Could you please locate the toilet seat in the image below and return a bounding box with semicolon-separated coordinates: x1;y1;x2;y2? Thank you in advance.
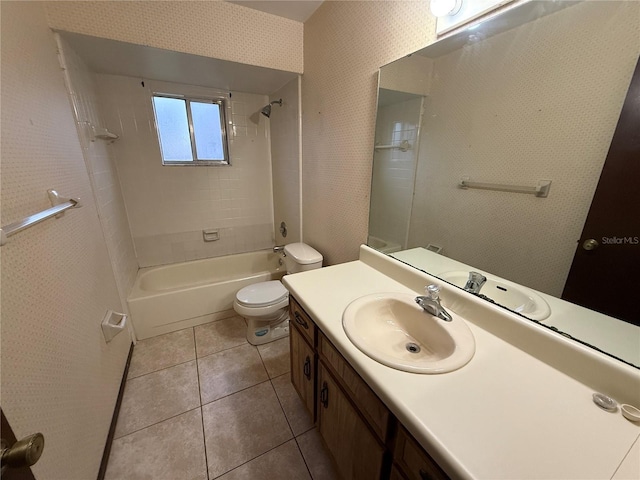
233;280;289;318
235;280;288;307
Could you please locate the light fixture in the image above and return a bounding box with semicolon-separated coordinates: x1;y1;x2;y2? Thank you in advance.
430;0;463;17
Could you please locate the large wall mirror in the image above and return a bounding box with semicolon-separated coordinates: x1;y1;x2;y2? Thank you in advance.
369;0;639;367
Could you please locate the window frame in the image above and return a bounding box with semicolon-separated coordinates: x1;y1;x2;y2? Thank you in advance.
151;93;231;166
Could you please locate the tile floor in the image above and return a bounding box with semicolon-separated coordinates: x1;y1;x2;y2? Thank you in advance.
105;316;339;480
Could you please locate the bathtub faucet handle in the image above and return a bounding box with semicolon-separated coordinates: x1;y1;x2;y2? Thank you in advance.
273;245;286;256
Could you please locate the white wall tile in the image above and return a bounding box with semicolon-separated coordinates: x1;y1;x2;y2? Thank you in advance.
97;75;275;267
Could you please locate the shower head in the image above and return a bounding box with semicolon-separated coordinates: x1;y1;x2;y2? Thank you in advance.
261;98;283;118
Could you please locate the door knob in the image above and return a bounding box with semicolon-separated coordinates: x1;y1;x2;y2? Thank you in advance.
1;432;44;473
582;239;600;251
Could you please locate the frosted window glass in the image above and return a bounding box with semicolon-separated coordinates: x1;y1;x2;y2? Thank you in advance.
153;97;193;162
191;101;224;160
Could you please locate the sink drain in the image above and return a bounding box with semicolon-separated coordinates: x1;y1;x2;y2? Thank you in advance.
406;342;421;353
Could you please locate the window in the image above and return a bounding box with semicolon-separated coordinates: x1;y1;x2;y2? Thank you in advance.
152;94;230;165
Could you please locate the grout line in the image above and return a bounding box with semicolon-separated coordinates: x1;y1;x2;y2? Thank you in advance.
127;357;196;381
270;376;297;437
267;378;295;438
294;425;315;438
294;435;315;480
196;340;252;361
113;406;202;441
211;438;297;479
193;328;211;480
200;378;272;408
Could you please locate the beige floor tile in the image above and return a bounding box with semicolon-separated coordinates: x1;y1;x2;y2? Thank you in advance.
202;381;293;478
128;328;195;379
217;439;311;480
106;408;207;480
115;361;200;438
194;316;248;358
296;428;340;480
198;343;269;404
271;373;314;436
257;337;290;378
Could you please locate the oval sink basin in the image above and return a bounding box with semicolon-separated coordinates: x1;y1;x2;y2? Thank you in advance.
438;271;551;321
342;292;475;374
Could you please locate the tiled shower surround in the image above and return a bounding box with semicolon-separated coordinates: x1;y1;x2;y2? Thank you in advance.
105;316;338;480
97;76;276;267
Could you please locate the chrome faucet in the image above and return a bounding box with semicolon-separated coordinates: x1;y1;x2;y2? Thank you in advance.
415;284;452;322
273;245;286;256
464;271;486;294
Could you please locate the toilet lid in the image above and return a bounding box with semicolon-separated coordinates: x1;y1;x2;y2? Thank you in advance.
236;280;288;307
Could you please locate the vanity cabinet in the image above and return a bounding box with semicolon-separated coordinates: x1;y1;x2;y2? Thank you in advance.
290;323;316;420
393;426;447;480
289;297;449;480
317;362;386;479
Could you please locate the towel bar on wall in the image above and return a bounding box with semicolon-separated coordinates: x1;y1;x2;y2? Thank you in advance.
0;190;81;246
458;177;552;198
374;140;411;152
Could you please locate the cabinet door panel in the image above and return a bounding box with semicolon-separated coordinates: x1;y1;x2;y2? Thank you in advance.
319;332;390;441
318;363;385;480
290;324;315;420
395;426;448;480
290;297;317;346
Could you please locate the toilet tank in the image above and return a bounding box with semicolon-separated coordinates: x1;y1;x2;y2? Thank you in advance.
283;243;323;273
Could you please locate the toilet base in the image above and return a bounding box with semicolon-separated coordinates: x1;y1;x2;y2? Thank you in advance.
246;311;289;346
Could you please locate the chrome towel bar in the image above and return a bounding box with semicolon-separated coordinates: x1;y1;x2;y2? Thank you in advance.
374;140;411;152
459;177;552;198
0;190;81;246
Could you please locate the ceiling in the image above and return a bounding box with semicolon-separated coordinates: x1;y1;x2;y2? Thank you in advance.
227;0;324;22
59;32;298;95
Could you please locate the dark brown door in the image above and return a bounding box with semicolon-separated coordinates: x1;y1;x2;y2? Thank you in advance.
562;57;640;325
1;409;37;480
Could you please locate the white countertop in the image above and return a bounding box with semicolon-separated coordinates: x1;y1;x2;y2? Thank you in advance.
391;248;640;367
283;246;640;479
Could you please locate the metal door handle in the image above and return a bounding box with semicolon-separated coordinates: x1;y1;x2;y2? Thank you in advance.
582;238;599;251
320;381;329;408
1;432;44;474
294;311;308;329
303;356;311;379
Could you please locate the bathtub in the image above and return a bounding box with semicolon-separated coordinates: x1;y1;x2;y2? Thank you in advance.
367;235;402;254
128;250;285;340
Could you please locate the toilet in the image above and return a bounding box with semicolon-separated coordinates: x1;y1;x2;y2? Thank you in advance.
233;243;323;345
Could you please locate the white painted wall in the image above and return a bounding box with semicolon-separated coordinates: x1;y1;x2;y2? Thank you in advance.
1;3;131;478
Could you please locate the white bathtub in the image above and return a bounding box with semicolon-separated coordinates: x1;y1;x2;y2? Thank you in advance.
128;250;285;340
367;235;402;254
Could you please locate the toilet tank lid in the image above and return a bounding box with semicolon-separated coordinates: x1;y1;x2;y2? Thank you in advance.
284;243;323;265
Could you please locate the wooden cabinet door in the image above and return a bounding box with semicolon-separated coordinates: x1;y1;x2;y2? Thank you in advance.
317;363;385;480
290;324;315;420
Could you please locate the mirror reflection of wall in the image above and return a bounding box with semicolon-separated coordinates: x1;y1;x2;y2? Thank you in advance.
370;0;640;367
372;1;638;297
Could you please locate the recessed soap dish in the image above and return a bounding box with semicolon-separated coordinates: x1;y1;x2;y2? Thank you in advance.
592;392;618;412
621;404;640;422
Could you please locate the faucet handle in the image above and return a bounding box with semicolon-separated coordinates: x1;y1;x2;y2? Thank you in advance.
425;284;441;300
468;271;487;284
